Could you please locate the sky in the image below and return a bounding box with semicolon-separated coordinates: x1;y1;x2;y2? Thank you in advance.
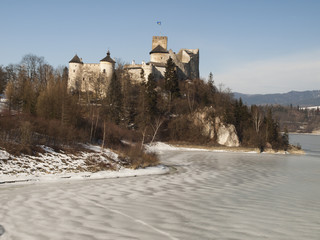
0;0;320;94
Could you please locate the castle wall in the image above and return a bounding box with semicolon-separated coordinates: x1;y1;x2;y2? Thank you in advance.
189;50;200;79
169;49;200;79
81;63;100;92
125;64;154;82
150;52;170;64
181;50;191;63
68;62;113;97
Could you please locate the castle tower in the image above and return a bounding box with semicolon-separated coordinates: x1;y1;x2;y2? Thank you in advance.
151;36;168;50
68;54;83;91
100;51;116;81
150;36;169;64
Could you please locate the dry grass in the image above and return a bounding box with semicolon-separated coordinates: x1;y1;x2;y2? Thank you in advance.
84;154;117;172
118;146;160;170
0;140;46;156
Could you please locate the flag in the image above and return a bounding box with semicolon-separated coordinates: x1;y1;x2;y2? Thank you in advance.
157;21;161;25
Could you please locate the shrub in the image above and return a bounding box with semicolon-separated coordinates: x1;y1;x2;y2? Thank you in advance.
118;146;159;169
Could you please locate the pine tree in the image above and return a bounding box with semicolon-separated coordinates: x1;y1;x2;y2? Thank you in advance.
164;57;180;111
208;72;216;95
106;72;123;124
145;73;158;121
282;126;289;151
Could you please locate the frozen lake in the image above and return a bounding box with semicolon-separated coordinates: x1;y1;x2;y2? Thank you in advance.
1;134;320;239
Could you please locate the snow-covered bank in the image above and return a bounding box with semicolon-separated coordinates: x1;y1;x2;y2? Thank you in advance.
145;142;304;155
0;145;169;184
146;142;258;154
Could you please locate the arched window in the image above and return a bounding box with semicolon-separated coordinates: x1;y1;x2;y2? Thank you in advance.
103;69;106;73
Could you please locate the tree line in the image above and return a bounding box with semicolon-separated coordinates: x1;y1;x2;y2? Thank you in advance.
0;54;289;157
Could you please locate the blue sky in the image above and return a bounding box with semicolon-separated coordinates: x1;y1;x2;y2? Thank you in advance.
1;0;320;94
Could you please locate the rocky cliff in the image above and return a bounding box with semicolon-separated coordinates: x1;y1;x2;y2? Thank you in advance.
193;108;240;147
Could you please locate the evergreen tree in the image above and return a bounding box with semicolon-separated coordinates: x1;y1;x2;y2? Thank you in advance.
164;57;180;111
145;73;158;121
282;126;289;151
208;72;216;95
0;66;7;94
106;72;123;124
265;108;274;144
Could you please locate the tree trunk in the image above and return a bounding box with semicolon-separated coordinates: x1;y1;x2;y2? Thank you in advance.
101;119;107;150
150;117;164;144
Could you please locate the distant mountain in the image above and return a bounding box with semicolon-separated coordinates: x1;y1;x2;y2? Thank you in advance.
233;90;320;107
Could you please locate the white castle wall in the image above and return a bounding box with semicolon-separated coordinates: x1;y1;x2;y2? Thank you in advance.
68;60;114;97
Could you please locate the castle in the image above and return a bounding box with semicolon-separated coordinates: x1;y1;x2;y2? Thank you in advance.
68;51;115;97
124;36;199;81
68;36;199;94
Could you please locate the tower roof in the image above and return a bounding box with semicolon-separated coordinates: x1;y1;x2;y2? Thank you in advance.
69;54;83;64
100;51;116;63
149;45;169;54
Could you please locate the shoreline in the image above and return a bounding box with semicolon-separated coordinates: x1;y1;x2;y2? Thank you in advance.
152;142;305;155
0;141;306;185
0;165;170;185
289;132;320;136
0;144;169;186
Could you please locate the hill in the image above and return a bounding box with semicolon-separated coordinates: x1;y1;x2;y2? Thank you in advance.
234;90;320;107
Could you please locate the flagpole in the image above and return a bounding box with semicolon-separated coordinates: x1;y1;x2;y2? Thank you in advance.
157;21;162;36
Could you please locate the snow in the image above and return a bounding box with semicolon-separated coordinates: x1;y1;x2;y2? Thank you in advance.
0;144;169;184
145;142;258;154
300;106;320;110
145;142;211;154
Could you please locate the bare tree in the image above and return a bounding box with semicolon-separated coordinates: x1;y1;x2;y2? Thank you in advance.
150;116;164;144
252;105;263;134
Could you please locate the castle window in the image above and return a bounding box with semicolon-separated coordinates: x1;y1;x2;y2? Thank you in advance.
73;70;75;72
103;69;106;73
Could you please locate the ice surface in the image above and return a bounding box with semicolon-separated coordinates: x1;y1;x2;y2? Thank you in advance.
1;137;320;239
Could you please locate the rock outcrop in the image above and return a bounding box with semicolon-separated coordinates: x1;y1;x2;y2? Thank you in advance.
215;118;240;147
193;108;240;147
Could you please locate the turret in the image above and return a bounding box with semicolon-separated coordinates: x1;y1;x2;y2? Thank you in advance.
68;54;83;91
100;51;115;81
